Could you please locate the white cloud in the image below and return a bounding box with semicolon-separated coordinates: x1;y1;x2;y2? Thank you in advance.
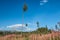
24;26;31;31
40;3;44;5
0;28;2;30
7;24;31;31
43;0;48;3
7;24;25;28
40;0;48;5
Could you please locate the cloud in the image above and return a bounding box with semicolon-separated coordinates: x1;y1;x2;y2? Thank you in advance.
7;24;25;28
40;0;48;5
7;24;31;31
42;0;48;3
0;28;2;30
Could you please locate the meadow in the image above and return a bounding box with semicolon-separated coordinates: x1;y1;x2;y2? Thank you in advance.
0;27;60;40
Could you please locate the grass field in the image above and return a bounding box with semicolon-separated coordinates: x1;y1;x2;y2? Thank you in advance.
0;31;60;40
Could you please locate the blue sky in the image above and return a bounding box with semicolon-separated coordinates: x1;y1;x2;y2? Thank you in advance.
0;0;60;31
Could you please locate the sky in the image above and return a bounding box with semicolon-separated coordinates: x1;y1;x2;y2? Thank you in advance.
0;0;60;31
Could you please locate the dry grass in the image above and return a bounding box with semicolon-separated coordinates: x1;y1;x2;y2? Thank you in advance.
0;32;60;40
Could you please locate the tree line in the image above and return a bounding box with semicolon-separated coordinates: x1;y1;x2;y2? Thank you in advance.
0;21;60;36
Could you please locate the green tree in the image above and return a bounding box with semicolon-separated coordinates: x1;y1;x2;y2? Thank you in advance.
55;25;58;31
58;22;60;27
45;25;48;33
22;0;28;37
23;0;28;12
26;24;28;27
36;21;39;28
57;22;60;31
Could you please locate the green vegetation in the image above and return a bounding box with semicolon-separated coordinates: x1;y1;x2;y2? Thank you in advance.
0;27;52;36
29;27;51;35
0;22;60;37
